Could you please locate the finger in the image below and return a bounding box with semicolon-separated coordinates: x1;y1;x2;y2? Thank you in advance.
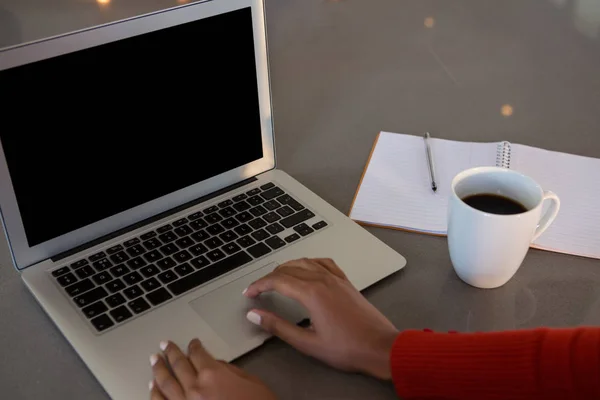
187;338;217;372
247;308;318;355
151;353;186;400
149;380;166;400
312;258;348;280
243;271;308;303
160;341;197;393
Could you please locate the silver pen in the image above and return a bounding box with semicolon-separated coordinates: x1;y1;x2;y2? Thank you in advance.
423;132;438;192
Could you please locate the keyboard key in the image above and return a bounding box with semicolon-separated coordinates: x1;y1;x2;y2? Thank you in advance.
74;287;108;307
110;305;132;323
173;218;188;227
293;223;315;237
105;279;126;293
312;221;328;230
144;249;164;263
126;244;146;257
218;200;233;208
205;237;224;249
285;233;301;243
140;231;157;240
124;238;140;247
141;277;160;292
260;182;275;190
174;262;194;276
65;278;94;296
236;235;256;248
234;224;253;236
52;266;70;277
246;188;261;196
71;259;89;269
140;265;160;278
263;212;281;223
168;252;252;295
233;194;247;202
89;252;106;262
128;298;151;314
143;238;162;250
221;217;239;229
110;264;130;277
266;223;284;235
263;200;281;211
83;301;108;318
109;251;129;264
233;200;251;212
265;236;286;250
249;218;267;230
173;250;192;263
276;206;294;217
106;244;123;255
280;209;316;229
189;243;208;256
126;257;147;270
123;271;143;285
174;225;193;237
92;271;112;285
91;314;114;332
175;237;195;249
204;213;223;224
57;272;77;287
160;243;179;256
190;256;210;269
191;230;210;242
247;242;272;258
204;205;219;214
156;257;177;271
188;211;204;221
222;242;242;255
207;224;225;235
93;258;113;272
219;231;238;243
261;186;284;200
123;285;144;300
159;231;177;244
235;211;253;223
277;195;305;211
105;293;126;308
146;288;173;306
190;219;208;230
157;270;178;284
247;196;264;206
251;229;269;242
250;205;268;217
219;206;236;218
157;225;173;233
207;249;226;262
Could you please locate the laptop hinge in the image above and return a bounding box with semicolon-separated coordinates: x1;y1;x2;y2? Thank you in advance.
51;177;257;262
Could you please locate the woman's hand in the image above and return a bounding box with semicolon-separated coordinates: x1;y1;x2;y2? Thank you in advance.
150;339;277;400
244;258;399;380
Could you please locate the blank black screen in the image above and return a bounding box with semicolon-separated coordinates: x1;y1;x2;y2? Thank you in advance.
0;7;264;246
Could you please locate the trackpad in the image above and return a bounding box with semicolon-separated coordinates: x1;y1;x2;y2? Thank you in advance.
189;263;308;347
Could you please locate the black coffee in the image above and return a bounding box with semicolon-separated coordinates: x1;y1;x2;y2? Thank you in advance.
462;194;528;215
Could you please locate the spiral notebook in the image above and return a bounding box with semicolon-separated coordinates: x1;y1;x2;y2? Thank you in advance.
349;131;600;259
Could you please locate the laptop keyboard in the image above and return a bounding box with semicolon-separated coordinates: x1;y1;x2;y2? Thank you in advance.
50;182;328;333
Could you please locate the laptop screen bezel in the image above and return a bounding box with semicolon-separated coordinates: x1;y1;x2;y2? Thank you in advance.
0;0;275;271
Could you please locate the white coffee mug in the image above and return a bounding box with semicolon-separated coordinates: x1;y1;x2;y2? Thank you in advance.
448;167;560;289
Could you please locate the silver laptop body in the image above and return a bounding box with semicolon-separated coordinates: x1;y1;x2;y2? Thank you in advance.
0;0;407;398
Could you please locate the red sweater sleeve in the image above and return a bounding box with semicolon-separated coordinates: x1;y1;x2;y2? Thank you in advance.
390;327;600;399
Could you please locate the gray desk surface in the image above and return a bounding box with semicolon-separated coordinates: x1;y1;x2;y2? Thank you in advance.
1;0;600;398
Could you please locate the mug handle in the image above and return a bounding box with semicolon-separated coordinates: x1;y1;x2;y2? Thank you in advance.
532;190;560;242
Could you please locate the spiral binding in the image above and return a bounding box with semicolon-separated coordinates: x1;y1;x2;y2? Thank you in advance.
496;141;512;169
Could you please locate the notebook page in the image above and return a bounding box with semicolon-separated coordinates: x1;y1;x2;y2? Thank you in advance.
350;132;498;233
511;144;600;259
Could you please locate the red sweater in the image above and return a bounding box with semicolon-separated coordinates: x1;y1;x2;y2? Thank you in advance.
390;327;600;399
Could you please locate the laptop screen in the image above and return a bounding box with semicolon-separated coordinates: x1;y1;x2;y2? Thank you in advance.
0;7;264;247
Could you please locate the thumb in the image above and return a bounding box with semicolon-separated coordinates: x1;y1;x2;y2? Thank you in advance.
247;309;318;354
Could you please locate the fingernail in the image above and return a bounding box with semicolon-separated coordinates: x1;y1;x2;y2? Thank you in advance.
246;310;261;325
149;380;154;391
150;354;159;366
159;341;169;351
242;288;248;295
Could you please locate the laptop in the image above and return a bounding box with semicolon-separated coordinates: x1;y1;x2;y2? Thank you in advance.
0;0;407;398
